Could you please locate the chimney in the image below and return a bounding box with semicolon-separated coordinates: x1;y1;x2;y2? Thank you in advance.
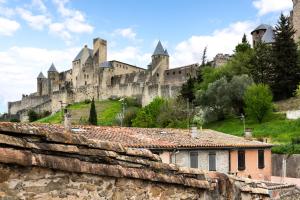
64;108;72;132
191;126;198;138
244;128;252;140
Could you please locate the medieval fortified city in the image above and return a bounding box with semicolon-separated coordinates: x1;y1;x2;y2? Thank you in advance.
1;0;300;199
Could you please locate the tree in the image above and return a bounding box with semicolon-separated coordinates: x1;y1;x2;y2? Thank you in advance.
235;34;251;53
229;74;253;114
132;98;165;127
180;76;196;103
250;42;274;84
271;14;300;100
244;84;273;123
196;77;231;121
88;98;97;125
201;46;207;66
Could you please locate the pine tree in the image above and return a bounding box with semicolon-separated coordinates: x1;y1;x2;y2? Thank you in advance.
88;98;97;125
235;34;251;53
180;76;196;103
250;42;274;84
201;46;207;66
271;14;300;100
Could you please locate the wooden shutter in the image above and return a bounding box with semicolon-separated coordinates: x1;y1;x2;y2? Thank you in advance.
209;152;216;171
190;152;198;168
258;150;265;169
238;150;245;170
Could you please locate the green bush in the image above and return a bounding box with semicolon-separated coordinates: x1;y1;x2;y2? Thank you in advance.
272;144;300;154
10;118;20;123
84;99;91;104
123;107;139;127
28;110;39;122
244;84;273;123
132;98;165;128
124;97;141;108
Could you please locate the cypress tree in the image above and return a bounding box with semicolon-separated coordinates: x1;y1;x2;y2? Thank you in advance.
88;98;97;125
271;14;300;100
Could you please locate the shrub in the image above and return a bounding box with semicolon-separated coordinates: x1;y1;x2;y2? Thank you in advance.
132;98;165;128
244;84;273;123
123;107;139;127
28;110;39;122
84;99;91;104
124;97;141;108
10;118;20;123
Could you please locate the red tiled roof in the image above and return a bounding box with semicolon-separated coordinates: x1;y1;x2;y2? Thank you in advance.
0;122;272;149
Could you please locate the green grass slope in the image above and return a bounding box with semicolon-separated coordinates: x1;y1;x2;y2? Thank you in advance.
204;113;300;144
38;100;122;126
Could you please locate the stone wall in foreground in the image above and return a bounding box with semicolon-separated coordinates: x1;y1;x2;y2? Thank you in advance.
0;164;206;200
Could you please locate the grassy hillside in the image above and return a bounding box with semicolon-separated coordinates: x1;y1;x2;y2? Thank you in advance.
38;100;122;126
204;113;300;144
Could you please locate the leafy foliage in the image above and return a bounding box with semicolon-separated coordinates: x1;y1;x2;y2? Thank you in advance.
250;42;273;84
88;98;97;125
271;14;300;100
180;76;196;103
244;84;273;123
132;98;165;128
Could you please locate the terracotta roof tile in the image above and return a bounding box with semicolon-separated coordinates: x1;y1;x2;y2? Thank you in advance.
0;122;272;149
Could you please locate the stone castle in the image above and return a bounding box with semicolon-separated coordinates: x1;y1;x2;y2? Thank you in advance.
8;39;199;120
8;0;300;121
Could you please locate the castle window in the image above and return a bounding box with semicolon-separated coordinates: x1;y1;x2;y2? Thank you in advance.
173;71;176;75
157;73;159;77
179;71;181;74
87;75;89;79
85;81;87;85
76;76;78;80
167;72;169;75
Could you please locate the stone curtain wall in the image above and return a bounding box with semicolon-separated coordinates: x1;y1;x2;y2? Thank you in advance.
272;154;300;178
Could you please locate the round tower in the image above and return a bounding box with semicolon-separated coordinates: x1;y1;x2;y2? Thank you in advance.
292;0;300;42
37;72;46;96
151;41;169;83
47;63;59;95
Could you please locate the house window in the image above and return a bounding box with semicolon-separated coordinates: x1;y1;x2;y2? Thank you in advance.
238;150;246;171
209;152;216;171
258;150;265;169
190;152;198;168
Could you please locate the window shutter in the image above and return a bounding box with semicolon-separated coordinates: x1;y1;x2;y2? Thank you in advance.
209;152;216;171
258;150;265;169
190;152;198;168
238;150;245;170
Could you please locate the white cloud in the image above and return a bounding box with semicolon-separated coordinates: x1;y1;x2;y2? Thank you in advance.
170;21;255;67
0;6;15;17
17;8;51;30
109;46;151;67
50;0;94;42
0;17;20;36
0;46;80;113
253;0;293;16
31;0;47;13
113;28;137;40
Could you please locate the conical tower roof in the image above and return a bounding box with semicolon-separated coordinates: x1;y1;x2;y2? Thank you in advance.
48;63;57;72
153;41;169;56
37;72;46;79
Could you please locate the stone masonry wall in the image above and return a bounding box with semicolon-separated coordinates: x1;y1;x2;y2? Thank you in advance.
272;154;300;178
0;164;206;200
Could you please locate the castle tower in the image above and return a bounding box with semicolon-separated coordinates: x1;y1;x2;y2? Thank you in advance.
292;0;300;42
151;41;169;83
37;72;46;96
93;38;107;65
47;63;59;95
251;24;275;46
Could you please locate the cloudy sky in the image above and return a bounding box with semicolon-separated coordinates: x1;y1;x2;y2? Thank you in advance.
0;0;293;113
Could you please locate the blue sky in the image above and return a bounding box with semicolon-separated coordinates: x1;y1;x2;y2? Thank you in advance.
0;0;293;113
